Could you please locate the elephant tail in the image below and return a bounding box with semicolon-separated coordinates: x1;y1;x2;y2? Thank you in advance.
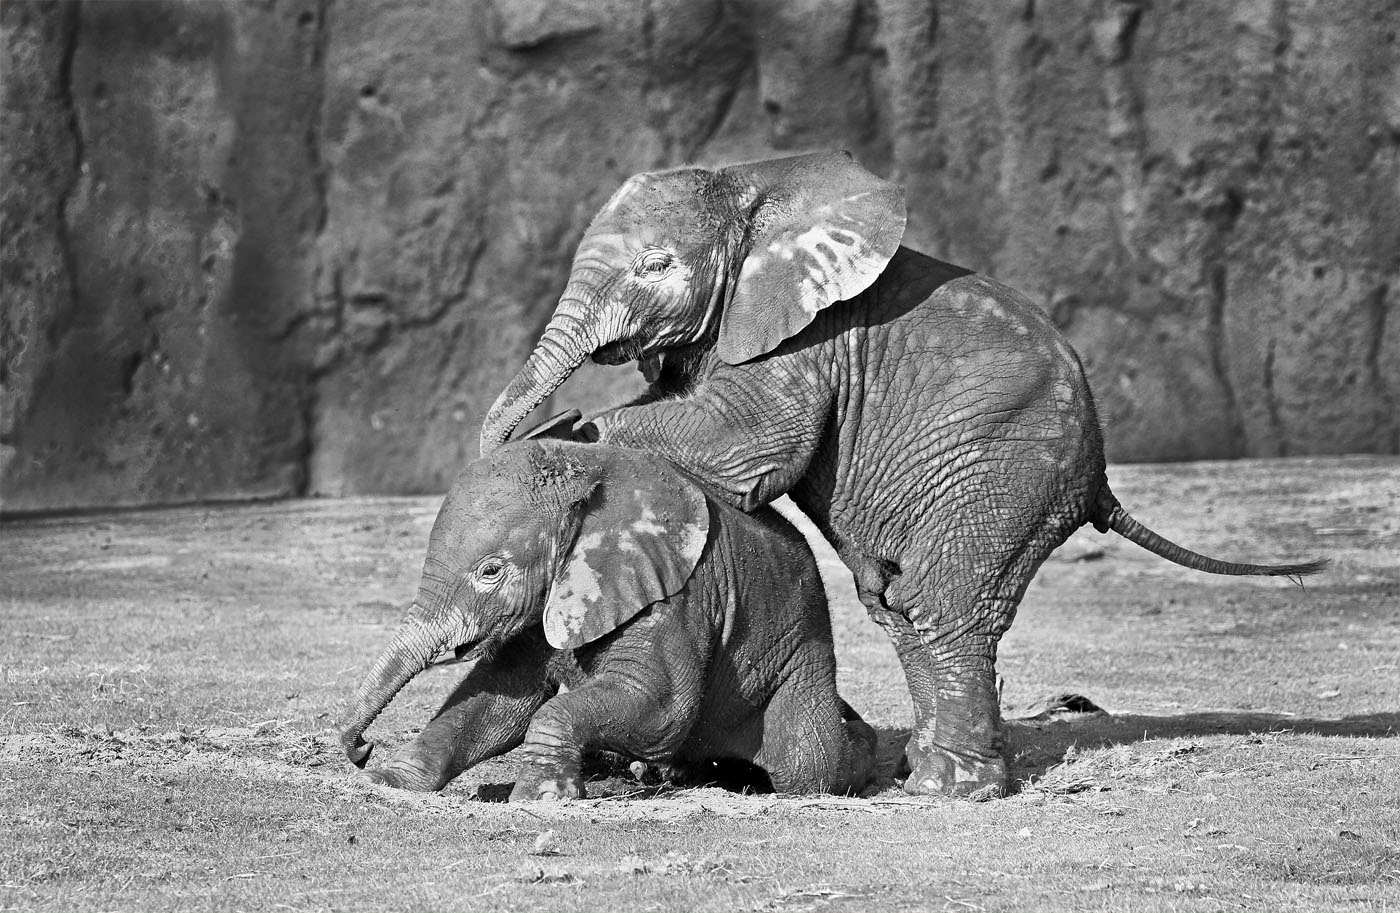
1092;487;1329;582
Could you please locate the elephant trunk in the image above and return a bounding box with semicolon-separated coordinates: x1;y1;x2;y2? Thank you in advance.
479;296;600;456
341;607;465;767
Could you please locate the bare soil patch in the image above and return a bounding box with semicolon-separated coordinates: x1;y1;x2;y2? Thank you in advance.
2;457;1397;911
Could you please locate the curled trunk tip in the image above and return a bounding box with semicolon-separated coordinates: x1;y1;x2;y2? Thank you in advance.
344;732;373;768
341;611;454;769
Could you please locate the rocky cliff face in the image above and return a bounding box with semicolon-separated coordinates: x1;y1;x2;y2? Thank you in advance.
3;0;1397;511
3;0;322;507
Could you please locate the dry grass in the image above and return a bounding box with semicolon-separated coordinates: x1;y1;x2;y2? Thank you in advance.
2;456;1398;911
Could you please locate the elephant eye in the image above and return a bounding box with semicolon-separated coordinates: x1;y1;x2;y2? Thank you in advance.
636;251;673;279
477;561;505;581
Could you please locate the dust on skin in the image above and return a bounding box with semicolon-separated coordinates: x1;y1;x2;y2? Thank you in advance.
734;252;769;308
630;505;667;537
522;450;592;510
788;221;880;305
545;512;703;646
548;529;609;641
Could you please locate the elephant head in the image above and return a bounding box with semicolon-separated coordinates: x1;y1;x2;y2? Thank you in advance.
479;151;907;454
341;441;711;768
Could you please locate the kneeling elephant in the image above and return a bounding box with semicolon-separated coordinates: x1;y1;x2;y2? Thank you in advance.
341;439;875;800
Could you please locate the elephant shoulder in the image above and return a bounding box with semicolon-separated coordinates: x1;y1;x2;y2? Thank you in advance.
872;246;975;308
869;247;1050;326
909;268;1074;357
918;269;1045;327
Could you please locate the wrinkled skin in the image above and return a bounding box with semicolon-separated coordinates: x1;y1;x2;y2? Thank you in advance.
481;152;1325;798
341;439;875;800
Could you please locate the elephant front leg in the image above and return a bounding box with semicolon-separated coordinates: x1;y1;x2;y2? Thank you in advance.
367;684;551;792
508;680;693;802
368;638;557;792
365;748;447;792
508;711;586;802
594;364;828;512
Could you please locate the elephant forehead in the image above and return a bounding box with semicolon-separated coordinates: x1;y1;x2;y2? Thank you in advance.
574;230;635;259
593;182;722;241
440;481;514;530
595;184;673;230
436;487;544;553
586;214;700;253
432;507;542;559
599;175;652;214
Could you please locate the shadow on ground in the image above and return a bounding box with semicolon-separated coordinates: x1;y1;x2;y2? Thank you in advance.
870;709;1400;792
470;711;1400;802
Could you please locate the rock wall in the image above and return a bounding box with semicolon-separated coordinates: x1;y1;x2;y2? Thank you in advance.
3;0;1397;511
2;0;323;508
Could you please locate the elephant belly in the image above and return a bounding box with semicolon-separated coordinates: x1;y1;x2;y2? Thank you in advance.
675;509;843;769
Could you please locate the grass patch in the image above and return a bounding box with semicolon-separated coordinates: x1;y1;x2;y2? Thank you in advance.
2;457;1398;910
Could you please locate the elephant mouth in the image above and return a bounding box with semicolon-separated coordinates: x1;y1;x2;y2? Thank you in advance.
592;338;643;366
638;354;662;383
429;634;488;667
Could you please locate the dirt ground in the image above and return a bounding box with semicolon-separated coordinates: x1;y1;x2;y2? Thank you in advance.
2;456;1397;911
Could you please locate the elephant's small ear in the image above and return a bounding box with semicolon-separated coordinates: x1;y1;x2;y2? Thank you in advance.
543;451;710;650
719;151;906;365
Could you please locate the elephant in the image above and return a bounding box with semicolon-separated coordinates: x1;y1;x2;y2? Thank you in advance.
341;437;877;800
478;151;1326;798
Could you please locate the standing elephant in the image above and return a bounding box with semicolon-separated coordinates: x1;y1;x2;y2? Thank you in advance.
341;438;876;800
479;151;1325;797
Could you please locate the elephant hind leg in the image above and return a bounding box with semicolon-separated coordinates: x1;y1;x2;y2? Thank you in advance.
840;702;880;793
509;652;706;801
886;505;1076;798
751;681;877;795
860;599;1002;795
897;631;1010;798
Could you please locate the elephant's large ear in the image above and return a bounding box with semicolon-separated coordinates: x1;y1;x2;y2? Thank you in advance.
718;151;906;365
543;451;710;650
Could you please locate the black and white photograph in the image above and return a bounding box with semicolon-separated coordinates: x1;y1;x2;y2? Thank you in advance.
1;0;1397;909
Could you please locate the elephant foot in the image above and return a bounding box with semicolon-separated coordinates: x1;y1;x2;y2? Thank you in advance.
901;740;1007;799
363;756;443;792
511;721;585;800
509;772;583;802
